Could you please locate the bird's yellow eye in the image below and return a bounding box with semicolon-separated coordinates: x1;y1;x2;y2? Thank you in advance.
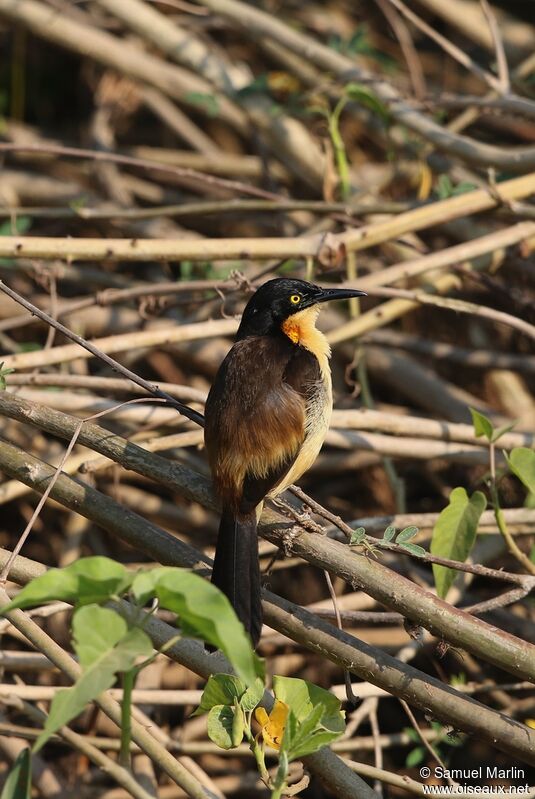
289;294;301;304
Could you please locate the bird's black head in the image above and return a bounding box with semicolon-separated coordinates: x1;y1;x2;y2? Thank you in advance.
236;277;366;339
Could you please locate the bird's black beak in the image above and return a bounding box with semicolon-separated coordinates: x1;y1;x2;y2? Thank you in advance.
306;286;367;307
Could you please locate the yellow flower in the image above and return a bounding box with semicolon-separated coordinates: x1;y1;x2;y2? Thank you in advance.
254;700;289;750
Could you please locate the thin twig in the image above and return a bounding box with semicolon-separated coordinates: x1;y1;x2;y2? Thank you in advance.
288;486;533;587
479;0;510;94
399;700;450;779
0;280;205;426
323;569;360;705
384;0;502;92
0;140;291;197
0;396;167;584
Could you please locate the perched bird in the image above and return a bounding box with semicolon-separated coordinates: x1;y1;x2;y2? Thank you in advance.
204;278;366;646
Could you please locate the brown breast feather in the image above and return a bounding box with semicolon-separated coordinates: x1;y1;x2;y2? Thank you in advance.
205;335;321;514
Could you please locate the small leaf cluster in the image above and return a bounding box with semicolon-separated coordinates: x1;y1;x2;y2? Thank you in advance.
404;722;464;768
470;407;516;445
194;673;265;750
350;524;425;557
469;407;534;496
380;524;425;557
1;557;260;754
429;408;535;598
196;674;345;797
435;174;477;199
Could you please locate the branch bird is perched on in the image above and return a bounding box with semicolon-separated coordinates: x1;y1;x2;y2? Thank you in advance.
204;278;366;646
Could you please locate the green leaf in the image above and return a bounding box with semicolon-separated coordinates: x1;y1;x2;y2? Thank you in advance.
349;527;366;545
273;676;345;759
396;526;418;543
207;705;236;750
506;448;535;496
33;606;152;752
382;526;396;542
273;676;340;726
469;407;494;441
132;567;259;687
406;746;425;767
0;748;31;799
240;677;265;712
193;674;245;716
73;606;129;667
431;488;486;599
1;557;133;613
398;542;426;558
280;705;317;757
491;421;517;442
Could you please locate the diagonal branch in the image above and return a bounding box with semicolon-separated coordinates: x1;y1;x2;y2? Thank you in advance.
1;390;534;684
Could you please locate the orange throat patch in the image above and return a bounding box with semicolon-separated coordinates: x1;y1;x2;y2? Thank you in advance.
281;318;300;344
281;306;331;371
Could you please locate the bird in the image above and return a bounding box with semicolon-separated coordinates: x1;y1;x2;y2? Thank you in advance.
204;277;366;647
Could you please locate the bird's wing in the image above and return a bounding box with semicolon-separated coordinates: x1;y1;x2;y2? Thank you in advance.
205;337;319;513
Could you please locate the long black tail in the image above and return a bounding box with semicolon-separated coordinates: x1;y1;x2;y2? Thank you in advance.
211;507;262;647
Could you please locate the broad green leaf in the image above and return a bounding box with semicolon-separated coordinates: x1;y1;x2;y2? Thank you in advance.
276;687;345;761
286;725;343;760
34;607;152;752
240;678;265;712
382;526;396;542
281;704;344;760
207;705;235;749
193;674;245;716
0;748;31;799
132;567;259;687
273;677;344;735
281;705;323;759
349;527;366;545
1;557;132;613
469;407;494;441
431;488;486;598
396;526;418;543
506;448;535;496
278;707;297;753
73;606;128;667
130;567;165;605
